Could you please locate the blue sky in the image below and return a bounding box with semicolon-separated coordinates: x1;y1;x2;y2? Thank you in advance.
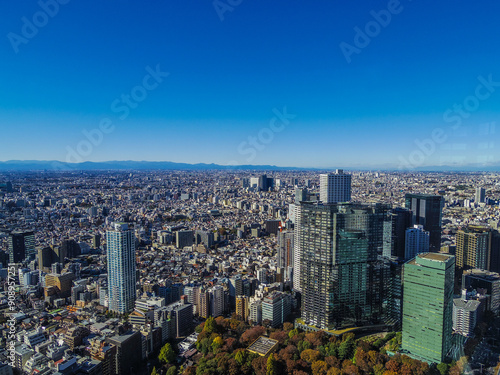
1;1;500;168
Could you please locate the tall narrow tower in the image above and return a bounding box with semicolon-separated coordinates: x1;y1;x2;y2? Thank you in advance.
106;223;136;314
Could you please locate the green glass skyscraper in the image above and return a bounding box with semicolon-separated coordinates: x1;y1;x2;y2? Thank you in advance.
402;253;455;363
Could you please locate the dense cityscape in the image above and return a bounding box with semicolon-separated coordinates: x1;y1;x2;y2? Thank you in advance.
0;169;499;374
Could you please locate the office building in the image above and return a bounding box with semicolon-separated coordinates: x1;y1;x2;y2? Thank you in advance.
265;220;280;235
257;269;267;284
176;230;194;249
456;226;491;270
164;301;193;338
8;231;35;263
258;174;274;192
404;194;444;251
204;285;225;318
194;230;214;248
277;231;294;269
249;300;263;324
386;258;405;329
475;187;486;203
295;188;307;204
319;170;351;204
389;207;412;259
0;181;13;192
236;295;249;321
107;223;136;314
44;272;75;298
491;231;500;273
38;246;54;272
291;203;302;291
105;331;142;375
405;225;430;260
402;253;455;364
198;291;210;319
453;290;482;337
92;234;101;249
299;202;391;330
462;269;500;315
262;291;291;328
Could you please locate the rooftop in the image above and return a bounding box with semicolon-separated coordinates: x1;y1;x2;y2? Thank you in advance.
418;252;452;262
247;336;279;357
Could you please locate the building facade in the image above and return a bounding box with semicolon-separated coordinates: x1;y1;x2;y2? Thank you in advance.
405;225;430;260
299;202;391;330
319;170;351;204
106;223;136;314
402;253;455;363
404;194;444;251
9;231;35;263
456;226;491;270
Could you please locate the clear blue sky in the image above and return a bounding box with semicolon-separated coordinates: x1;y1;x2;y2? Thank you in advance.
1;1;500;168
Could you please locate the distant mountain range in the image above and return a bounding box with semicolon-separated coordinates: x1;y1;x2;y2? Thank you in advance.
0;160;304;171
0;160;499;172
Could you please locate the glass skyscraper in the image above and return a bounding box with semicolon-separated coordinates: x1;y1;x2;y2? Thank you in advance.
404;193;444;251
299;202;391;330
8;230;35;263
402;253;455;363
106;223;136;314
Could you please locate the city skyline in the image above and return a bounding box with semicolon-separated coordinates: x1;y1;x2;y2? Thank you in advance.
2;1;500;168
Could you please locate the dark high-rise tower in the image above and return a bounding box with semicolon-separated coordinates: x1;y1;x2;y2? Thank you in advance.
388;207;412;259
404;193;444;251
258;174;274;192
8;231;35;263
298;202;391;330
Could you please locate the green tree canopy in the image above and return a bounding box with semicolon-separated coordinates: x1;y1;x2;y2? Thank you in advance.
159;343;176;364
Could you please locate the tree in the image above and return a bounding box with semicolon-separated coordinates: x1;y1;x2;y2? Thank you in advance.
159;343;176;364
204;316;218;334
437;362;449;375
211;336;224;352
196;337;211;354
311;360;328;375
338;337;355;360
266;354;278;375
385;359;399;373
300;349;321;363
327;368;341;375
235;350;247;366
305;331;327;347
270;330;288;345
252;355;268;375
289;329;299;339
240;325;266;345
297;340;312;353
151;367;158;375
195;323;204;333
223;337;237;352
166;366;177;375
